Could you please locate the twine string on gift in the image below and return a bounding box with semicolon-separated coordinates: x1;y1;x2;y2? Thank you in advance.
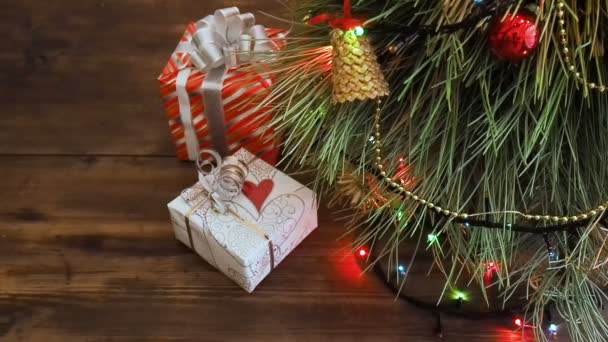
209;198;275;271
184;191;220;268
184;149;275;269
173;7;275;160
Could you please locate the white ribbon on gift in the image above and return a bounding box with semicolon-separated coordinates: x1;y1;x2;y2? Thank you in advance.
196;149;249;215
174;7;273;160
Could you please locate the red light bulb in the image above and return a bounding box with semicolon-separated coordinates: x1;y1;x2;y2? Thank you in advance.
358;248;367;257
514;318;523;327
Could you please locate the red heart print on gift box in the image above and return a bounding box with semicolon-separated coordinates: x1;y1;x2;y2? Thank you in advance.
242;179;274;213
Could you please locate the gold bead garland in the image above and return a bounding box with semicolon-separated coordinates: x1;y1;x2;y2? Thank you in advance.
372;100;608;224
556;1;607;93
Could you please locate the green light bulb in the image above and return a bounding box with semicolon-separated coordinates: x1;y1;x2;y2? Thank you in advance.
353;26;365;36
452;290;467;301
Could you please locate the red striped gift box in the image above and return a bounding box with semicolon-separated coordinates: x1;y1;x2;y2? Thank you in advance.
158;22;285;164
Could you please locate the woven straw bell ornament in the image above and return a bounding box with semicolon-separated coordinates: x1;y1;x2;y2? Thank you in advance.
330;28;389;103
308;0;389;103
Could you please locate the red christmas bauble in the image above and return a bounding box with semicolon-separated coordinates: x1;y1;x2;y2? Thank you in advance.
489;12;540;62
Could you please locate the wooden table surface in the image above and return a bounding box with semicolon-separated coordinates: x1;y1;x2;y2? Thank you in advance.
0;1;543;341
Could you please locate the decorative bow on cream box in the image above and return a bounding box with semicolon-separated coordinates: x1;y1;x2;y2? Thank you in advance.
167;148;318;292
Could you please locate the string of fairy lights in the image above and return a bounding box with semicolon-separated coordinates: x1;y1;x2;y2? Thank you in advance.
381;0;516;35
344;1;608;337
355;242;560;336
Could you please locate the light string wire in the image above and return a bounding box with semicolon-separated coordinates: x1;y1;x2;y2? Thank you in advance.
374;0;516;35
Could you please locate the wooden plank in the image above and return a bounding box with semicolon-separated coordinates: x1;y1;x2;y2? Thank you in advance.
0;0;286;156
0;156;531;341
0;103;175;156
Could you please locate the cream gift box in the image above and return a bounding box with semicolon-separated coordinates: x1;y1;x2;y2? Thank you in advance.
168;148;318;292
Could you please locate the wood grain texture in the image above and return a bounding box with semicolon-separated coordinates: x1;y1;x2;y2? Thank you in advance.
0;0;284;156
0;0;548;341
0;156;530;341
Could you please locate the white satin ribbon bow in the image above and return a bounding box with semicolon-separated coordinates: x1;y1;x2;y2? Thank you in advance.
196;149;249;214
189;7;272;71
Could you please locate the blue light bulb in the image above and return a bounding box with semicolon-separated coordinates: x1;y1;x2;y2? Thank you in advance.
549;251;558;261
